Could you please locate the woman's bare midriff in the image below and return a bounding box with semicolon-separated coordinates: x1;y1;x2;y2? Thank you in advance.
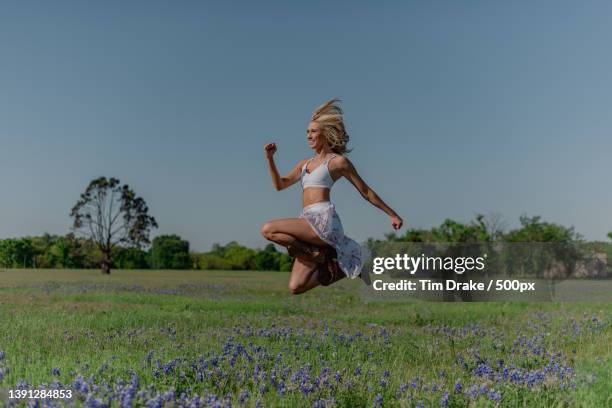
302;187;331;208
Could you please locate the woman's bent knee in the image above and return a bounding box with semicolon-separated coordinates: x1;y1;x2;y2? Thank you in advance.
288;281;305;295
260;222;275;240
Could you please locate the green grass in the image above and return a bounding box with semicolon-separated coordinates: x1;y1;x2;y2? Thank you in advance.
0;268;610;407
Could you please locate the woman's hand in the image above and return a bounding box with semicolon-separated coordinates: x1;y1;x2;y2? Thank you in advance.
264;142;277;159
390;214;403;230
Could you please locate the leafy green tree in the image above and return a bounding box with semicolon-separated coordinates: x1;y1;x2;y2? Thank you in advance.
254;244;279;270
387;214;491;243
195;253;233;270
30;233;59;268
433;216;490;242
149;234;191;269
503;215;581;242
70;177;158;274
0;238;35;268
194;242;291;271
253;243;292;271
501;215;582;279
46;233;85;268
607;231;612;241
77;237;103;268
115;247;150;269
278;253;293;271
222;241;257;270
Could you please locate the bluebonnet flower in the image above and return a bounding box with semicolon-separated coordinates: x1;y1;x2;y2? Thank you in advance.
465;384;478;399
440;392;449;407
238;390;249;404
489;390;502;402
162;390;175;402
313;399;326;408
454;381;462;393
474;363;495;379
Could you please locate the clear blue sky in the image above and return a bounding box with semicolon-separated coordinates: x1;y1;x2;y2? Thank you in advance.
1;1;611;251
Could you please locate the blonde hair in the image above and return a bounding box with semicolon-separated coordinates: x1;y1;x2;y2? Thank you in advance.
310;98;351;154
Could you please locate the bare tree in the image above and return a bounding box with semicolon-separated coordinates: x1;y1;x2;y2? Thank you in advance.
70;177;158;274
483;212;507;241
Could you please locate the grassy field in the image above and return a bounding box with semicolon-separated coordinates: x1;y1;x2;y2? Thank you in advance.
0;269;610;407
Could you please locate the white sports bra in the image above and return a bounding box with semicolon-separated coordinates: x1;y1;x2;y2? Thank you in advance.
300;154;338;190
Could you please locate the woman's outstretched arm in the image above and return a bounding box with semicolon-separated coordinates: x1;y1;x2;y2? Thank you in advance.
336;156;403;230
264;142;306;191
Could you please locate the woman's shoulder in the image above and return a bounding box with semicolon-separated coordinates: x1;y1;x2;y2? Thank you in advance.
327;155;353;177
297;157;312;168
330;154;351;168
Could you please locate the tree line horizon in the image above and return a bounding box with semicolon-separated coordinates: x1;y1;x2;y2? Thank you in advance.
0;176;611;273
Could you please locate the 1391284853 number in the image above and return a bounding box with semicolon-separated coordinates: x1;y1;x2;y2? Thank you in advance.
9;389;73;399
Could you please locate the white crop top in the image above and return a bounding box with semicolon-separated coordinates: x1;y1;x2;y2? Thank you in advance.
300;154;337;190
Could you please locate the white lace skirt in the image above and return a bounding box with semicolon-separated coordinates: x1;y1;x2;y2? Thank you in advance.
299;201;369;279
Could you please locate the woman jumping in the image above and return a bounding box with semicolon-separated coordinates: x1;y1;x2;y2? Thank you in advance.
261;98;403;295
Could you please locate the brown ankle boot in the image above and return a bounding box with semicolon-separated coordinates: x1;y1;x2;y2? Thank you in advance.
286;241;327;264
317;249;345;286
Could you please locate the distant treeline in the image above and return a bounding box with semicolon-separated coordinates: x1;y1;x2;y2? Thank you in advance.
0;234;292;271
0;214;610;272
382;214;583;244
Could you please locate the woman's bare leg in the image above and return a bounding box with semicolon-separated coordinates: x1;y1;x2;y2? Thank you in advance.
260;218;330;294
288;258;321;295
260;218;328;247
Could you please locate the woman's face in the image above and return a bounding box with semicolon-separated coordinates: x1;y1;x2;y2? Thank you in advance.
306;121;326;150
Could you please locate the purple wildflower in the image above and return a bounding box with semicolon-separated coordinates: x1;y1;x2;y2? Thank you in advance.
238;390;249;404
454;381;462;393
440;392;449;407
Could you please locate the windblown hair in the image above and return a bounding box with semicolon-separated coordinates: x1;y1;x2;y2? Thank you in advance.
310;98;351;154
